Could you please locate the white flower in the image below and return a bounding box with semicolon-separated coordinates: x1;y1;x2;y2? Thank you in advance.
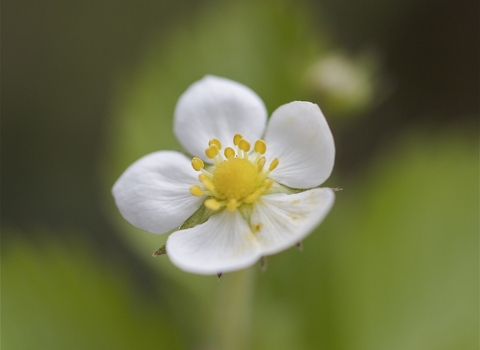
112;76;336;275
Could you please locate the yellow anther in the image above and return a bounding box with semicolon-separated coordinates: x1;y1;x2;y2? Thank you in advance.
238;139;251;152
254;140;267;154
233;133;243;146
205;144;219;159
224;147;235;159
199;174;215;191
209;138;222;150
243;188;264;204
265;179;274;190
191;157;204;171
257;157;266;171
190;185;204;197
204;198;222;211
226;199;238;212
269;157;279;171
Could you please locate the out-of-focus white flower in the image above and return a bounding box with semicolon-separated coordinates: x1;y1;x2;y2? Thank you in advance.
112;76;335;275
305;53;376;115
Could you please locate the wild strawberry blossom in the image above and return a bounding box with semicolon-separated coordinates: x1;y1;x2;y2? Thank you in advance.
112;76;336;275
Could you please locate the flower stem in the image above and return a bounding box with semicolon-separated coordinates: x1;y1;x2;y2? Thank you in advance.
212;267;255;350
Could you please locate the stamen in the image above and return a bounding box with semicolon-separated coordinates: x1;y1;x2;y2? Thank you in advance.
269;158;279;171
243;188;265;204
224;147;235;159
200;168;213;178
209;138;222;150
226;199;238;212
258;159;279;183
191;157;204;171
257;157;266;171
265;179;274;190
254;140;267;154
198;174;215;191
204;198;223;211
216;151;226;163
190;185;204;197
243;180;274;204
205;144;219;159
238;139;251;153
233;133;243;146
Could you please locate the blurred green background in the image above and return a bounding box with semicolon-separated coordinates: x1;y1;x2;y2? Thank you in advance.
3;0;478;349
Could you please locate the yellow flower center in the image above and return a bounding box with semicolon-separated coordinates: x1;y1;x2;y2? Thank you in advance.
189;134;279;212
213;158;259;200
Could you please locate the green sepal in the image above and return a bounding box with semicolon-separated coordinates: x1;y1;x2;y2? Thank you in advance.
179;203;217;230
268;182;341;195
152;244;167;257
267;182;307;195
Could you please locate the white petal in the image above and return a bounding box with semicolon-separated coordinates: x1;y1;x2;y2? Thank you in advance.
250;188;335;255
112;151;203;234
166;210;261;275
174;76;267;161
264;101;335;188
